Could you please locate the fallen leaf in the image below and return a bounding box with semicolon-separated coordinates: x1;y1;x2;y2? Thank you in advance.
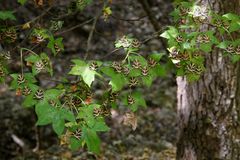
22;22;31;29
123;112;137;130
34;0;43;6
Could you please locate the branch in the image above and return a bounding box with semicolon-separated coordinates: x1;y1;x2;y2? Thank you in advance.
99;48;122;60
15;6;53;28
137;0;167;49
55;18;94;36
84;9;103;60
111;15;147;22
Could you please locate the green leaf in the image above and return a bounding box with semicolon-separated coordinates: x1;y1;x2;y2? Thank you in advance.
47;37;56;55
82;127;101;154
229;21;240;32
60;108;75;122
25;73;37;83
182;42;192;49
160;26;178;39
123;91;147;112
27;83;39;91
103;6;112;16
206;31;219;44
10;73;37;89
10;74;19;89
36;101;75;135
35;101;55;125
52;114;65;135
25;54;41;75
129;55;148;66
153;65;166;77
132;91;146;108
187;73;200;82
53;108;75;135
0;11;16;21
217;41;229;49
44;89;62;101
70;137;83;150
22;93;37;107
222;13;239;21
200;43;212;52
128;68;141;77
170;8;180;22
231;55;240;63
101;66;116;77
187;32;198;38
40;52;53;76
32;28;49;39
109;74;126;92
92;117;110;132
77;104;97;127
47;36;64;56
149;53;164;62
25;54;40;63
55;37;64;49
141;75;153;87
18;0;28;5
25;53;53;76
76;0;93;10
69;60;96;87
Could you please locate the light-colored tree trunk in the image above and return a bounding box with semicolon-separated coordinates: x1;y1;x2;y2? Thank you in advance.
176;0;240;159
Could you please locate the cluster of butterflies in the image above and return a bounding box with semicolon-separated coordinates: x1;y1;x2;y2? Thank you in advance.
226;44;240;54
111;58;157;86
0;28;17;43
0;51;10;79
16;74;44;99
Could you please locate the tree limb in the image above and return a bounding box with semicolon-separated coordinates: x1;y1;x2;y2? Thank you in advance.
137;0;167;49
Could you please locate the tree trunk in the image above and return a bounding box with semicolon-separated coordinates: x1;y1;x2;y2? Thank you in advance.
176;0;240;160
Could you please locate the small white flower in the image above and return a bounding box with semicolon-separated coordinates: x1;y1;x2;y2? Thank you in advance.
115;36;132;48
192;5;209;20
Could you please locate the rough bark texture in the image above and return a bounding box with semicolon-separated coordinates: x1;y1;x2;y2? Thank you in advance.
176;0;240;160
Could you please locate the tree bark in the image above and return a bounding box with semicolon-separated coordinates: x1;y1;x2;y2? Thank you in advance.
176;0;240;160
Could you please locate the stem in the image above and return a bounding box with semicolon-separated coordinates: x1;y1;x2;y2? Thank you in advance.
55;18;94;36
19;48;38;75
20;48;38;56
75;95;87;106
14;6;53;29
20;49;24;75
122;50;131;63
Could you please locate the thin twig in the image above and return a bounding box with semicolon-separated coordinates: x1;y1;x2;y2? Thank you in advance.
20;48;38;55
137;0;167;50
100;48;122;59
32;114;40;153
15;6;53;28
40;77;77;84
84;13;102;60
51;10;79;20
141;31;162;44
11;28;34;52
31;6;53;23
55;18;94;36
111;15;147;22
20;49;24;75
